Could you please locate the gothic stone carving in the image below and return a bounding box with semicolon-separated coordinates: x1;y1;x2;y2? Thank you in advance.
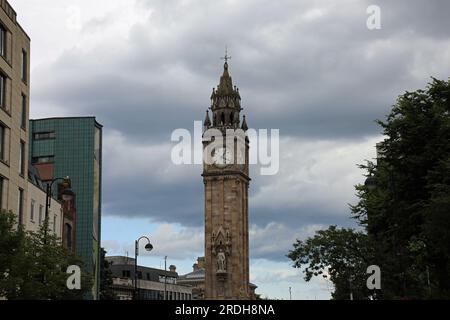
211;227;231;276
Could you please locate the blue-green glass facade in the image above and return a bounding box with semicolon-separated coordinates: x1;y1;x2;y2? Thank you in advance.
29;117;103;299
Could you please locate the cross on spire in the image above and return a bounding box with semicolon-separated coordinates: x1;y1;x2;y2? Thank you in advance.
221;47;231;63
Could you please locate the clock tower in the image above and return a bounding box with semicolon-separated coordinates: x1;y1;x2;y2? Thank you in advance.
202;56;251;300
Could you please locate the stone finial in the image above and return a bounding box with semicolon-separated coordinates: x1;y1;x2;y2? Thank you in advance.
204;110;212;127
241;115;248;131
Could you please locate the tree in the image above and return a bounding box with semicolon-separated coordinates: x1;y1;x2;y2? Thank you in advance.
354;78;450;298
288;226;375;300
0;211;27;297
99;248;116;300
0;210;92;299
289;78;450;299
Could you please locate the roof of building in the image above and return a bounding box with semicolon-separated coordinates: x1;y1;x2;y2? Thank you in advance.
178;268;257;289
178;269;205;280
30;116;103;128
106;256;178;277
1;1;31;40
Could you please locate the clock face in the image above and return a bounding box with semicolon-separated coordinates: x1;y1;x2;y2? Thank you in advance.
213;147;233;168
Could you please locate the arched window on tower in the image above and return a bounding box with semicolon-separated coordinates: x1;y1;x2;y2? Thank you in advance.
221;113;225;125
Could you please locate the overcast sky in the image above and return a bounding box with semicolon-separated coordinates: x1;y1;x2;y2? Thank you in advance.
10;0;450;299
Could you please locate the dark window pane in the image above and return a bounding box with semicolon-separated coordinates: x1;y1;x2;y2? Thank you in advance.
19;141;25;175
21;94;26;128
0;75;5;108
0;177;3;209
21;50;27;82
33;131;56;140
0;124;4;160
18;188;24;225
0;25;5;57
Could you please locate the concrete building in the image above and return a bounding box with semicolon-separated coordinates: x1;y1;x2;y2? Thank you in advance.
25;167;63;238
0;1;74;248
106;256;193;300
178;257;206;300
29;117;103;299
0;1;30;225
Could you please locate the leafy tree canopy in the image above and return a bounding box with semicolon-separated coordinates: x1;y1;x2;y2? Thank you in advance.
289;78;450;299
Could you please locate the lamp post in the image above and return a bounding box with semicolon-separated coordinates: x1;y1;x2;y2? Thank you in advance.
164;256;167;300
44;176;75;242
134;236;153;300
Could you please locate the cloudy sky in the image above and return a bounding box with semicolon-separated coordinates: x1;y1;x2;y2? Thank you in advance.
10;0;450;299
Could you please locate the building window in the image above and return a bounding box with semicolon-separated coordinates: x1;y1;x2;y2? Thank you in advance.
64;223;72;249
146;273;150;281
39;205;43;226
33;131;56;140
30;199;35;222
0;74;6;109
21;94;27;129
0;123;5;161
0;25;6;57
18;188;24;226
0;176;3;209
19;140;25;175
122;270;131;278
32;155;55;165
21;50;27;83
53;215;56;232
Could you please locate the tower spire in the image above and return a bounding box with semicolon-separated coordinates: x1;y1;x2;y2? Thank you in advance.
210;51;242;128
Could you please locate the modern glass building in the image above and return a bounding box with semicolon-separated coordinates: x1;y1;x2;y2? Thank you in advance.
29;117;102;299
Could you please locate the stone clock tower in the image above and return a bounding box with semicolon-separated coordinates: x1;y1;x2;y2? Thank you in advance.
202;56;251;300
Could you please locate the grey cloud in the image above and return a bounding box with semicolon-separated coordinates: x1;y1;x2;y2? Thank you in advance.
82;15;113;34
101;134;376;231
24;0;450;262
376;0;450;39
33;0;450;143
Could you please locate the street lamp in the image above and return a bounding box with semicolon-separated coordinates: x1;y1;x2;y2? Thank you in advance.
44;177;74;241
134;236;153;300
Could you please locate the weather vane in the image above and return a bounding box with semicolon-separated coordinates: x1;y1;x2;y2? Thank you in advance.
221;46;231;63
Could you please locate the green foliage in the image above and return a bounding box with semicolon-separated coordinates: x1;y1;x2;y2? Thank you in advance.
0;210;92;300
288;226;375;300
289;77;450;299
0;211;27;297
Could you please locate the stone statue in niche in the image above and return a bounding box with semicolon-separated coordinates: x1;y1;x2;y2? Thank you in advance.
217;248;227;273
212;227;231;275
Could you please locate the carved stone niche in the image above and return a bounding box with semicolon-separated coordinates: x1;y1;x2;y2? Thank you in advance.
211;226;232;279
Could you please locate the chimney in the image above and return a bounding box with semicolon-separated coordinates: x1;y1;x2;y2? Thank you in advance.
197;257;205;269
193;263;199;272
169;265;176;273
